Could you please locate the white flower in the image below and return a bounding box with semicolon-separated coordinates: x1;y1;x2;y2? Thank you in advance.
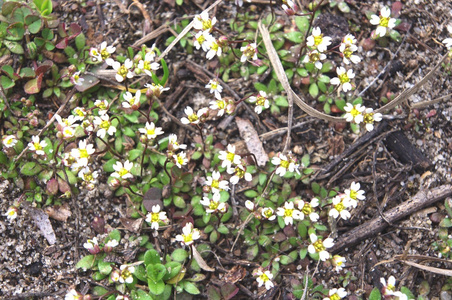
145;83;170;98
308;233;334;261
175;222;201;246
55;114;79;128
362;107;383;132
193;11;216;32
83;237;101;254
72;107;87;121
323;288;347;300
65;289;81;300
78;167;98;190
206;79;223;100
343;103;365;124
227;164;252;185
94;99;109;115
240;43;258;63
104;239;119;249
137;52;160;77
218;144;241;169
276;201;303;225
298;198;320;222
282;0;298;16
111;160;134;180
173;151;188;168
444;38;452;50
332;255;346;272
112;59;134;83
380;275;407;299
2;135;17;148
306;27;332;52
255;269;274;290
329;195;351;220
93;114;116;138
138;122;164;140
209;98;228;116
205;171;230;193
261;207;276;221
5;206;18;221
145;205;168;230
206;37;222;60
245;200;255;211
61;126;75;139
119;265;135;284
70;71;84;86
248;90;269;114
200;192;227;214
71;139;95;167
90;41;116;65
339;36;361;65
181;106;207;125
122;90;141;109
302;50;327;70
168;134;187;151
370;7;397;38
28;135;47;156
271;153;300;176
194;31;211;51
330;67;355;92
344;181;366;207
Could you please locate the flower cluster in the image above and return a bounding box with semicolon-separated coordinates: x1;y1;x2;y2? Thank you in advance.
248;90;270;114
380;276;408;300
344;103;383;132
370;7;397;38
192;11;224;60
219;144;252;185
271;152;300;176
83;237;119;255
328;181;366;220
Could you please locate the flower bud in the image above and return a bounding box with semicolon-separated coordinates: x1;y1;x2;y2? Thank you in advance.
68;65;77;74
109;178;121;189
202;185;211;194
110;270;120;282
218;36;229;48
225;99;236;115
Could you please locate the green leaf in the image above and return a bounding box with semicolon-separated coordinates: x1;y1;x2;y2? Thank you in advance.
183;281;200;295
1;76;15;89
145;249;161;266
76;255;96;270
25;15;42;34
7;22;25;41
148;278;165;295
171;249;188;262
4;40;24;54
338;2;350;13
301;154;310;167
103;158;117;173
274;96;288;107
173;195;186;209
163;262;182;281
24;75;43;94
369;288;382;300
244;190;258;198
98;260;113;275
295;16;310;32
217;224;229;234
323;102;331;114
75;32;86;51
134;289;154;300
20;161;43;176
284;31;303;43
253;82;267;93
176;0;183;5
401;286;415;299
147;263;167;282
309;83;319;98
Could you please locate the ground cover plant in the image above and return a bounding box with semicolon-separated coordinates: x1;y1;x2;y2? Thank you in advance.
1;0;452;299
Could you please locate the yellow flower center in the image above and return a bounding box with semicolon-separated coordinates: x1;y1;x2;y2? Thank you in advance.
188;114;199;123
309;52;320;62
151;212;160;223
97;102;107;110
118;168;128;177
176;155;185;165
209;201;219;210
256;95;266;106
263;209;273;218
79;149;89;158
121;269;132;280
211;179;220;189
313;239;325;252
73;74;79;81
280;159;290;169
330;294;340;300
202;19;212;31
34;142;42;150
339;73;350;84
146;128;155;136
143;60;152;71
216;100;226;109
234;167;245;178
350;107;360;117
301;203;312;215
197;35;205;44
349;190;357;200
380;16;390;27
314;34;323;46
259;273;270;282
334;202;345;212
117;65;128;78
183;233;193;243
100;120;110;129
101;49;110;60
210;42;219;51
243;45;255;58
226;152;235;162
343;47;353;58
84;173;94;182
284;208;293;217
363;113;374;124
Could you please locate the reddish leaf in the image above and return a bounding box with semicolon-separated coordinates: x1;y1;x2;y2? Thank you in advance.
24;74;43;94
55;37;68;49
68;23;81;39
391;1;403;18
46;178;59;195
